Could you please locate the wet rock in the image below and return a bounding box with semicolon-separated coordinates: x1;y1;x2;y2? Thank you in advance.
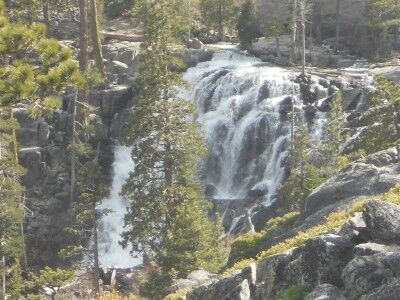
88;85;133;118
19;147;44;187
278;96;293;114
110;108;132;139
363;200;400;243
181;49;214;68
111;60;129;74
205;184;218;198
304;284;346;300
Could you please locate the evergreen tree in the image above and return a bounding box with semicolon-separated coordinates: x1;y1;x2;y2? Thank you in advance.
265;20;285;58
200;0;236;40
358;76;400;154
61;160;108;294
0;2;83;296
280;124;324;210
237;0;259;50
121;0;224;285
318;92;347;171
367;0;400;46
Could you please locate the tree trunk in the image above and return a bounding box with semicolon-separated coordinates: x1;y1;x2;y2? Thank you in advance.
90;0;105;77
276;36;281;59
70;92;77;203
93;204;100;294
2;256;5;300
43;0;50;30
218;1;223;42
79;0;89;73
301;7;306;76
290;0;298;64
335;0;342;53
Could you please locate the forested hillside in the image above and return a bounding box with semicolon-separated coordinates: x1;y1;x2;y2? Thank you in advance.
0;0;399;299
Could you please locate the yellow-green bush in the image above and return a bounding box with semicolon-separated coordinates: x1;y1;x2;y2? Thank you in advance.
227;211;300;267
94;292;138;300
162;288;190;300
276;285;310;300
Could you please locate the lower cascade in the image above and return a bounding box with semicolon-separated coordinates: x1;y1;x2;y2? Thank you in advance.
98;146;142;268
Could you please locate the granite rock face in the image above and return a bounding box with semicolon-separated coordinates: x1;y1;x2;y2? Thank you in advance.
305;148;400;215
185;199;400;300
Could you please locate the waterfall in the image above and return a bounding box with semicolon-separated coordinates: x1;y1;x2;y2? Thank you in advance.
183;48;332;231
98;146;142;268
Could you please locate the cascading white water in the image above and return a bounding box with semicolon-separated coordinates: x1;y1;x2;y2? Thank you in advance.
98;146;142;268
183;49;329;207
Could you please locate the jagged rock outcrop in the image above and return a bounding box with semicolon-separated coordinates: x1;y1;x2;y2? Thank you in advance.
305;148;400;215
185;198;400;300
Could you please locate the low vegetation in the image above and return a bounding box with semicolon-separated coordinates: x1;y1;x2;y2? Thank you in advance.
276;285;311;300
227;211;300;267
224;183;400;275
162;288;190;300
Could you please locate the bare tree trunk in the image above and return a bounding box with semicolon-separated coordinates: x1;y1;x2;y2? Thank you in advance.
276;36;281;59
70;93;77;203
93;204;100;294
301;7;306;76
334;0;342;53
2;256;5;300
218;1;224;42
290;0;298;64
43;0;50;30
79;0;89;73
90;0;105;77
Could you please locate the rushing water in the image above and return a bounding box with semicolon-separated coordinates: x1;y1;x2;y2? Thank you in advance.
98;146;142;268
98;46;372;264
183;49;329;207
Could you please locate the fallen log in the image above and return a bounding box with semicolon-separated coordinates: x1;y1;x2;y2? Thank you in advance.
102;31;145;42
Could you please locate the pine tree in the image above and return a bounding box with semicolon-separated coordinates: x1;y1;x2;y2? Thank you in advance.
280;124;324;210
122;0;224;283
265;20;285;58
358;76;400;154
200;0;236;41
0;2;83;296
237;0;259;50
61;160;108;294
318;92;347;171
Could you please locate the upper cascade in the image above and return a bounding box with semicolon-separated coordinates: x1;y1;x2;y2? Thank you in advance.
183;48;328;210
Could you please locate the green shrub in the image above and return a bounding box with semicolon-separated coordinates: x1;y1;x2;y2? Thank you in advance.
227;211;300;268
276;285;310;300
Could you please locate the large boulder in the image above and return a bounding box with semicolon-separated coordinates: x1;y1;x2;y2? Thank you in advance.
305;148;400;215
302;234;354;287
18;147;44;187
363;200;400;243
186;264;256;300
360;278;400;300
342;252;400;300
354;242;400;256
304;284;346;300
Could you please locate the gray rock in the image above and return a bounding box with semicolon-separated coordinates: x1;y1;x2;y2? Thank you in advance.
186;264;256;300
305;148;400;215
304;284;346;300
111;60;129;74
186;38;204;50
342;255;392;299
354;243;400;256
256;249;297;299
88;85;133;118
110;108;132;139
363;200;400;243
360;278;400;300
19;147;44;187
187;270;216;282
302;234;354;287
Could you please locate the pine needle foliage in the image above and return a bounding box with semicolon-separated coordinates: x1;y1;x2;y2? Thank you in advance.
122;0;224;281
